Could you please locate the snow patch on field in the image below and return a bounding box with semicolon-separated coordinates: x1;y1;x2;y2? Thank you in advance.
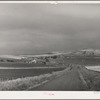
85;66;100;72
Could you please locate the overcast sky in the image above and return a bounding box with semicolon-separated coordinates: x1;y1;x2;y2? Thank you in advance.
0;3;100;55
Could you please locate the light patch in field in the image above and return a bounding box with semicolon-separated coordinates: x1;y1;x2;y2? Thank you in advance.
85;66;100;72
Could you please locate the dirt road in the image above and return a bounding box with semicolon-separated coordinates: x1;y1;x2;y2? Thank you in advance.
31;65;88;91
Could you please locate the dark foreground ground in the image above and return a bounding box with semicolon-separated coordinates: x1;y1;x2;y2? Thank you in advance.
1;56;100;90
31;65;100;91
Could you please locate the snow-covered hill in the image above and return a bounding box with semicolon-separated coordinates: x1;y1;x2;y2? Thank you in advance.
67;49;100;56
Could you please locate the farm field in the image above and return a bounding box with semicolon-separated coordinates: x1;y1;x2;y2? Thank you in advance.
0;62;55;67
64;56;100;66
0;57;100;81
0;67;65;81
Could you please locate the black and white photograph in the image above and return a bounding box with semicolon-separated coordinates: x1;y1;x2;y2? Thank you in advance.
0;2;100;91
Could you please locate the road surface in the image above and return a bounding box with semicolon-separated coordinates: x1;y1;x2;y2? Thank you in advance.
31;65;88;91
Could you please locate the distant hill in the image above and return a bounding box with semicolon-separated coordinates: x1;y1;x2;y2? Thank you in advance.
1;49;100;60
66;49;100;56
0;52;64;60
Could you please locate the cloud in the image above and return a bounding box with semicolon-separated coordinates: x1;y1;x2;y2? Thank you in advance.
0;3;100;54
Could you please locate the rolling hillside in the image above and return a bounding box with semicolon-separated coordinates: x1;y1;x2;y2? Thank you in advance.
66;49;100;56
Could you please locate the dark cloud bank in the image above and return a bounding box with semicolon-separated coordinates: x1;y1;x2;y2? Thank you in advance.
0;3;100;55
